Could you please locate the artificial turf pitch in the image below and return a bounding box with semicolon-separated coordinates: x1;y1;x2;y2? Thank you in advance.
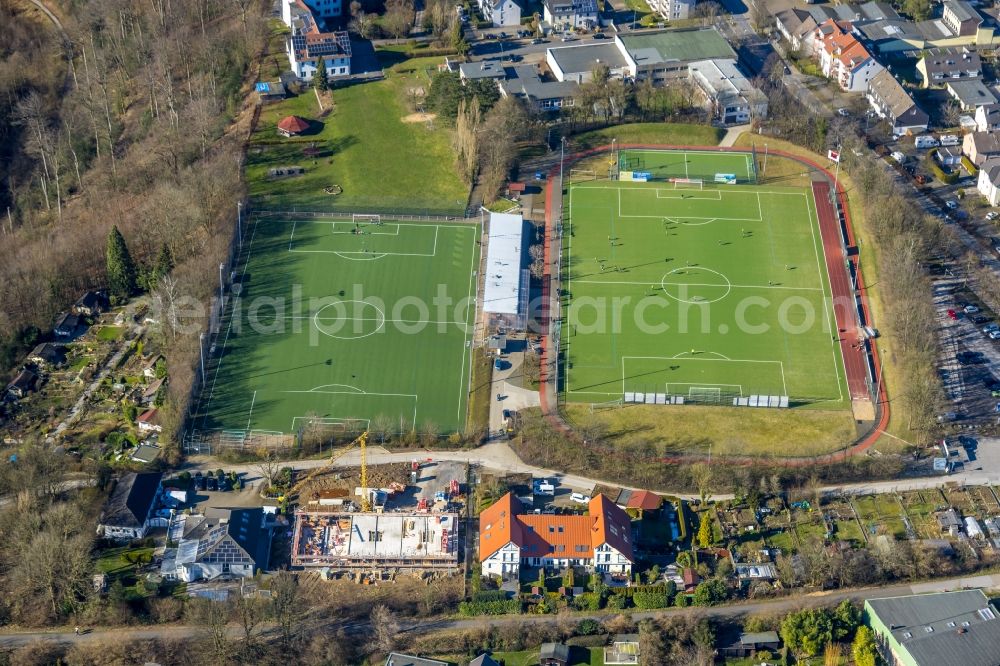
199;215;480;435
562;149;850;409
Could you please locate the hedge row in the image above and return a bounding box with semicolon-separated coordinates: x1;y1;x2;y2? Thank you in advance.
458;599;521;615
926;150;959;185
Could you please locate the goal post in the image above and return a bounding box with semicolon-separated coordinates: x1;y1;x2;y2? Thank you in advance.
671;177;704;190
352;213;382;227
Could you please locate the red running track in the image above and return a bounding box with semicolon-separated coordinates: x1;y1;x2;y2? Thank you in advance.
811;181;871;402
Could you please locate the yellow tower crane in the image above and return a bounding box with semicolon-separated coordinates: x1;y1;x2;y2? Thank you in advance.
358;431;371;511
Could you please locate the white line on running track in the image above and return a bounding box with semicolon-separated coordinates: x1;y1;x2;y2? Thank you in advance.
573;279;822;291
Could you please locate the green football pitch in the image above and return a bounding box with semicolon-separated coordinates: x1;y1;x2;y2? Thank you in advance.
199;215;480;435
562;149;850;409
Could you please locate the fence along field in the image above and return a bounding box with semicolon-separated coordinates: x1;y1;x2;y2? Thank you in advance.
561;148;850;411
194;214;480;441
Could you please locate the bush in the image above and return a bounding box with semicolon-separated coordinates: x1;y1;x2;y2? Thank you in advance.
606;594;628;610
577;618;602;635
633;591;670;609
926;150;959;184
458;598;521;615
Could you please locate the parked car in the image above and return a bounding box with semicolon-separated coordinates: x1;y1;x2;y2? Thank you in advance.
837;108;851;117
592;32;607;39
947;308;958;320
971;315;990;324
207;477;218;491
560;33;577;41
991;330;1000;340
531;37;545;44
965;304;980;313
958;351;986;365
984;323;999;333
986;211;998;221
570;492;589;504
946;200;959;210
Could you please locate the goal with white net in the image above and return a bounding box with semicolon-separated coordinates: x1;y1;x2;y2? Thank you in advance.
569;169;596;182
352;213;382;227
671;178;704;190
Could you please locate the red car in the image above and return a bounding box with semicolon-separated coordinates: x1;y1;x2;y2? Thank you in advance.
947;309;958;320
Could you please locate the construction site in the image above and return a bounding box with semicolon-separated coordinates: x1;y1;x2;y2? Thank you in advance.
291;511;459;569
287;432;466;573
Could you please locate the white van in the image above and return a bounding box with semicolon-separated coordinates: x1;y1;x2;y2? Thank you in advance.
570;492;589;504
891;151;906;163
915;136;939;149
939;134;960;146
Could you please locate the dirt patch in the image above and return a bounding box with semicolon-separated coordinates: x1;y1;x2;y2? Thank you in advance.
402;112;436;123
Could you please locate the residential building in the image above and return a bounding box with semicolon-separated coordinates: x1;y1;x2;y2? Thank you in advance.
720;632;782;658
946;79;997;110
457;60;506;83
479;492;634;579
866;69;929;135
73;290;109;317
943;0;982;38
469;655;501;666
383;653;449;666
546;42;632;83
160;508;270;582
499;64;578;111
916;47;981;88
775;8;819;54
622;489;662;512
53;312;81;338
978;157;1000;205
5;369;37;401
647;0;696;21
603;635;640;665
688;58;768;125
131;444;161;464
137;408;163;433
937;146;963;166
27;343;66;369
542;0;598;31
965;131;1000;165
540;643;571;666
98;472;164;541
282;0;351;81
975;103;1000;131
864;590;1000;666
816;20;883;92
478;0;522;27
618;28;736;84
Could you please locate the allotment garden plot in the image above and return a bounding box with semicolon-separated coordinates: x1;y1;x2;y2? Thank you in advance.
562;155;850;410
199;215;479;436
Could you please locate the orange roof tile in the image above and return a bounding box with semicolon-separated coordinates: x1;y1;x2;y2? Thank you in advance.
589;494;634;560
479;493;523;561
626;490;662;511
520;514;593;558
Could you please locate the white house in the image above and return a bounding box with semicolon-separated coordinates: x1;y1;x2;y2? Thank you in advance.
478;0;522;27
282;0;351;81
688;58;768;125
975;104;1000;132
160;508;270;582
479;493;634;579
647;0;696;21
543;0;598;29
816;19;883;92
978;156;1000;205
98;472;164;541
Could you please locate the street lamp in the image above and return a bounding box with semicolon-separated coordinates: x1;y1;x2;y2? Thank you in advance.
560;136;566;182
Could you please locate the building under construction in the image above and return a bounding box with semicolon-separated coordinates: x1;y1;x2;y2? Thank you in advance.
291;510;460;569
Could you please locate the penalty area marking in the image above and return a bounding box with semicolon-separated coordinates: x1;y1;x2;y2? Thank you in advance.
621;355;788;397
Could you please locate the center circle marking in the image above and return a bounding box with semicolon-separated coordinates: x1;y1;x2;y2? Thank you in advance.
312;300;386;339
659;267;732;304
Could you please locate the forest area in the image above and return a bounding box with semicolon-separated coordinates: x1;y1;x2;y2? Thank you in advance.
0;0;266;436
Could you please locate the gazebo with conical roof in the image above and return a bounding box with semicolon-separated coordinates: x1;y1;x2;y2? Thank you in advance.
276;115;310;137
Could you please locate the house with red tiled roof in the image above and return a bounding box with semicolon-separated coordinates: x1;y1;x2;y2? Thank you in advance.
281;0;351;81
479;493;634;579
815;20;883;92
625;490;663;512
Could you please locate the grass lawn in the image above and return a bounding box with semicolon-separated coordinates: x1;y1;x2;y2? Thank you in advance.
571;123;724;151
196;215;479;435
68;354;93;372
247;55;468;215
564;403;856;457
95;546;154;575
96;326;124;341
834;518;864;544
621;0;652;14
